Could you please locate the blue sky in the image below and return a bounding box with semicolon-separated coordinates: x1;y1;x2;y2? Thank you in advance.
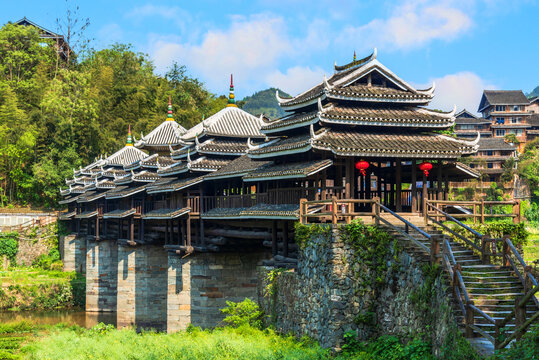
3;0;538;113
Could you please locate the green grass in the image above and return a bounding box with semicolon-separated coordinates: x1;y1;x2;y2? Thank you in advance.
0;269;76;286
23;325;332;360
523;226;539;265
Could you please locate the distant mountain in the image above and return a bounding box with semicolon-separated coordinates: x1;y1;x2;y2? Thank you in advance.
528;86;539;98
240;88;291;120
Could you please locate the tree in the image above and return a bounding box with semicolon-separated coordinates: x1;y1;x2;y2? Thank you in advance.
56;0;91;68
504;133;519;145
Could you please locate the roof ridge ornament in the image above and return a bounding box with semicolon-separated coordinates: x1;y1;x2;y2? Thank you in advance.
169;143;174;154
334;48;377;72
247;137;258;151
323;74;333;91
226;74;238;107
166;95;174;121
195;134;201;149
416;81;436;96
187;149;192;163
126;124;134;146
317;97;324;113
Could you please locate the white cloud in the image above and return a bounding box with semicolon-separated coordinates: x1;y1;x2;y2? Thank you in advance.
339;1;473;51
150;15;294;95
423;71;496;114
266;66;325;96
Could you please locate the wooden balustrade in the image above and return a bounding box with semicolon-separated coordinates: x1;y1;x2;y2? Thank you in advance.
425;199;521;224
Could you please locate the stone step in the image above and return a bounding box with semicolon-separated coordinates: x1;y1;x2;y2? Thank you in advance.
467;286;524;294
462;276;518;282
468;293;525;299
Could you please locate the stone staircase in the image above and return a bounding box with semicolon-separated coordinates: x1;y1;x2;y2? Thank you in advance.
379;215;538;346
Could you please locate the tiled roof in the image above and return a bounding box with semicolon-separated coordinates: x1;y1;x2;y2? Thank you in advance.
243;159;333;181
170;145;196;160
483;90;529;106
260;111;318;133
142;207;190;219
135;120;186;148
477;138;516;151
77;191;109;203
528;114;539;127
455;118;490;125
106;146;148;167
141;155;175;169
157;161;189;176
146;176;204;194
58;194;81;204
455;109;478;119
189;157;230;172
248;133;311;158
197;138;249;155
319;105;454;128
75;210;98;219
327;85;431;102
102;168;127;178
312;130;479;158
182;107;265;140
58;210;76;220
202;204;299;220
204;155;273;180
106;184;146;199
133;171;160;182
102;208;136;219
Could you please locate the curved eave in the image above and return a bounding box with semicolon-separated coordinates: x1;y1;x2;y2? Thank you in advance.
326;92;432;104
171;148;197;160
157;167;189;177
106;187;146;200
456;163;481;179
311;143;476;159
248;144;312;159
318;116;454;128
243;162;333;182
261;116;319;134
197;149;246;156
278;93;326;111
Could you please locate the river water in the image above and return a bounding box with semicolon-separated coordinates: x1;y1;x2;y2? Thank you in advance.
0;310;117;328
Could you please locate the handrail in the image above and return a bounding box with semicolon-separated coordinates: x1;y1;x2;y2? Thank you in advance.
429;216;481;252
427;203;482;238
377;203;431;240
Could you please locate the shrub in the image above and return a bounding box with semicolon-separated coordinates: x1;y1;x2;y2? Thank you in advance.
0;232;18;262
220;298;263;329
491;325;538;360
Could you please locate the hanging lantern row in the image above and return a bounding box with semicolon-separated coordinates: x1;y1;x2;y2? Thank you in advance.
355;160;369;176
354;160;433;177
419;161;433;177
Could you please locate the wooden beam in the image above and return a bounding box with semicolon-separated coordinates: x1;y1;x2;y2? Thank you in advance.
422;172;428;216
437;163;443;200
282;221;289;258
411;161;417;213
130;217;134;243
272;221;278;256
345;158;352;199
140;219;144;242
187;216;192;247
396;160;402;212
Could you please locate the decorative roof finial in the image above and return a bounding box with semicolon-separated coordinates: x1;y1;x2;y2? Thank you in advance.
227;74;238;107
353;50;356;62
167;95;174;121
126;124;134;146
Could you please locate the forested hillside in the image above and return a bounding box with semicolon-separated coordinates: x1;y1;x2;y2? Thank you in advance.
528;85;539;98
241;88;290;119
0;23;226;208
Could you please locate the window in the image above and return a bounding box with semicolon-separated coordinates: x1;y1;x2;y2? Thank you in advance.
513;105;521;111
495;129;506;137
486;150;493;156
487;163;493;169
508;129;523;136
496;117;504;124
495;105;505;112
511;117;521;124
460;124;475;130
469;163;474;168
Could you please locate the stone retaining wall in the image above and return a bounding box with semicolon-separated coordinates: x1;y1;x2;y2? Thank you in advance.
61;234;86;273
86;239;118;312
258;226;454;353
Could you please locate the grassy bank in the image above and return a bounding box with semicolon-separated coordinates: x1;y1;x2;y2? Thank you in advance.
0;269;85;311
523;226;539;265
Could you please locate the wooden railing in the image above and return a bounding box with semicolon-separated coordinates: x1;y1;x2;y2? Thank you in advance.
300;197;536;349
426;200;521;224
0;216;57;233
427;203;538;349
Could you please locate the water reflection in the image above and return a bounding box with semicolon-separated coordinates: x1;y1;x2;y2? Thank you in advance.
0;310;117;328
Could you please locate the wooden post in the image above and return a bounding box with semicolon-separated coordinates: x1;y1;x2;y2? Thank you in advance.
271;221;278;256
332;197;337;224
377;162;382;201
177;219;181;246
299;198;307;224
282;221;289;258
494;319;502;349
95;217;100;241
452;264;460;298
130;217;134;243
165;219;169;244
437;163;443;200
422;172;427;219
465;300;475;338
373;197;380;226
502;236;511;267
473;201;477;224
395;161;402;212
140;219;144;243
481;235;490;265
479;199;485;224
187;215;192;247
366;170;372;202
321;170;327;201
411;161;417;213
430;235;441;265
345;159;352;199
513;200;520;224
515;296;526;341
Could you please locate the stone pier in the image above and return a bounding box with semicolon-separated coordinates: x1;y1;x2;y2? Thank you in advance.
61;234;86;273
86;239;118;312
167;252;267;332
117;244;168;330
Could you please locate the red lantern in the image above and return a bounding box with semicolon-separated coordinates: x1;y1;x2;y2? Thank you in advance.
419;161;433;177
355;160;369;176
